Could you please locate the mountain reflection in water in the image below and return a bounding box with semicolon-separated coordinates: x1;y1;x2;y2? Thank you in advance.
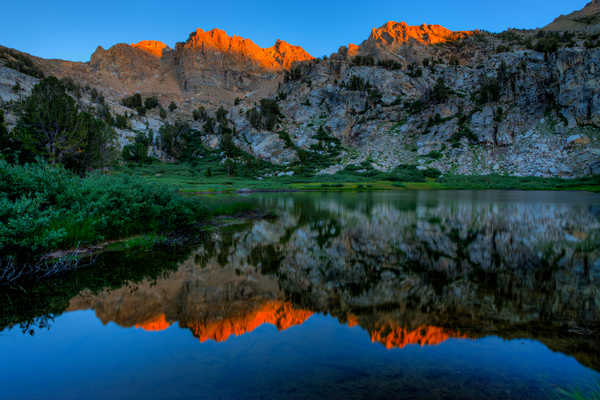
67;191;599;361
1;191;599;400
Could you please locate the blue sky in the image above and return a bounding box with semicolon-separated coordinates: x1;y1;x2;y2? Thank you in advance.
0;0;588;61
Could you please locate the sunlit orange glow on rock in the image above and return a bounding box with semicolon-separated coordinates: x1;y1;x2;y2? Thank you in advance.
185;301;313;342
369;21;474;45
347;21;475;55
184;28;313;70
346;313;360;327
135;314;172;332
369;324;468;349
131;40;168;57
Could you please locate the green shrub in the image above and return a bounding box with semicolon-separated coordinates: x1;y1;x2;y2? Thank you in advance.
352;56;375;67
193;107;208;121
115;113;130;129
158;122;192;159
472;76;500;105
246;99;282;131
284;65;304;82
216;106;228;125
122;132;152;163
343;76;372;91
144;96;159;110
431;78;452;103
377;59;402;70
122;93;143;109
0;161;206;269
407;63;423;78
13;77;117;172
168;101;177;112
404;99;427;114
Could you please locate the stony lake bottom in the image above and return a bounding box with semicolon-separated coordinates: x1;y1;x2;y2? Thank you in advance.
1;190;599;400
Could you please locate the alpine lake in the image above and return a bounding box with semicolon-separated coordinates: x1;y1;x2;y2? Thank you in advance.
1;190;599;400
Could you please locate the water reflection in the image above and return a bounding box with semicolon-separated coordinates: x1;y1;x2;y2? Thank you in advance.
1;191;599;399
64;191;600;365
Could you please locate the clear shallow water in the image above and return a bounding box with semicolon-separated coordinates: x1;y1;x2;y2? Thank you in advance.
1;190;599;400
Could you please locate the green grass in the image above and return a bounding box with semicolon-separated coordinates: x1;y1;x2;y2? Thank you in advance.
437;174;600;192
118;162;600;194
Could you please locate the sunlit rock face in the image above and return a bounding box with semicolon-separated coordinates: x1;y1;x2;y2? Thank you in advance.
347;21;474;59
24;28;313;109
131;40;169;58
171;28;313;101
182;29;313;71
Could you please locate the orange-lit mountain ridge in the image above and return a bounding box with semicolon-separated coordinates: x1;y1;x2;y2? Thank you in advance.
182;300;314;342
182;28;313;70
131;40;169;58
346;21;475;58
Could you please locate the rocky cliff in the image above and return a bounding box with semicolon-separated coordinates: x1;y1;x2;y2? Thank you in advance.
544;0;600;33
0;2;599;177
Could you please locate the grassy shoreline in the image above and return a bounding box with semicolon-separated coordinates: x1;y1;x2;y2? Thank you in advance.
2;160;598;285
0;161;256;285
116;162;600;194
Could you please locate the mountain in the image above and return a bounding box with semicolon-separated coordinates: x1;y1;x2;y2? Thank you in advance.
544;0;600;32
20;28;313;108
344;21;474;60
0;4;599;178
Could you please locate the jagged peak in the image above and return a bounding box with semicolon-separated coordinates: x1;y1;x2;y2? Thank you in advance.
183;27;313;70
368;20;474;45
130;40;169;57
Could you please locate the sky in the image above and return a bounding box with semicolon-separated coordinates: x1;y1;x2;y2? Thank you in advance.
0;0;589;61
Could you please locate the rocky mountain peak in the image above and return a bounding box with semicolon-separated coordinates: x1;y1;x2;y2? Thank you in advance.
130;40;169;57
343;21;474;60
182;28;313;70
367;21;474;46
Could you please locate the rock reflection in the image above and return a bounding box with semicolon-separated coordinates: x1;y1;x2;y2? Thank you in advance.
67;192;599;367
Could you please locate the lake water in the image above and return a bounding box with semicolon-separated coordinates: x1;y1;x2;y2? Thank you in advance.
1;191;599;400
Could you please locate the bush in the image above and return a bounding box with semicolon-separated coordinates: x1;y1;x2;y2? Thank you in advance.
216;106;228;125
407;63;423;78
284;65;304;82
352;56;375;67
158;122;192;159
122;132;153;163
0;161;206;270
404;99;426;114
168;101;178;112
246;99;282;131
472;76;500;105
203;117;215;134
343;76;371;91
144;96;159;110
377;59;402;70
13;77;117;173
122;93;143;109
431;78;452;103
115;113;130;129
193;106;208;121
